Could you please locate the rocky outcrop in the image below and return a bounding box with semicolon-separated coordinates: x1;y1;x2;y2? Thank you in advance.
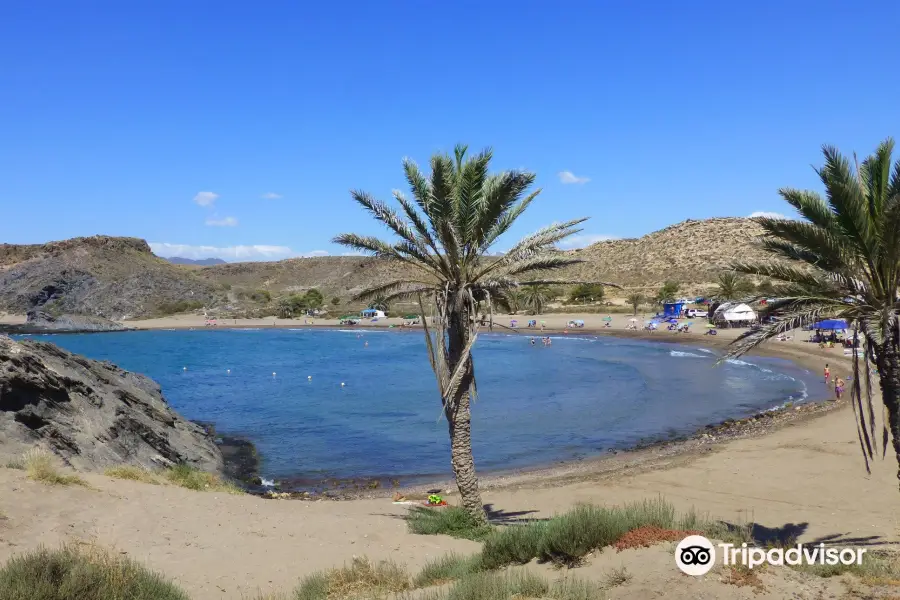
0;335;223;473
24;310;129;332
0;235;220;318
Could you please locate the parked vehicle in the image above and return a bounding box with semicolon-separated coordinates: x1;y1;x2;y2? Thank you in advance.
685;308;708;318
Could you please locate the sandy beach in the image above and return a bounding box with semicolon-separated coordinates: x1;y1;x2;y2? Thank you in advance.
0;311;894;599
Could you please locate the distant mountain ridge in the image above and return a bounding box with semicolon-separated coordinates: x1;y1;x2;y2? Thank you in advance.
0;217;774;318
166;257;227;266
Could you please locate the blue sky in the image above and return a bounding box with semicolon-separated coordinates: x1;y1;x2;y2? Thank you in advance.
1;1;898;261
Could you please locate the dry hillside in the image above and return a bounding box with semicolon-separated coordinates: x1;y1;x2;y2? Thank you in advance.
566;217;769;294
0;217;774;317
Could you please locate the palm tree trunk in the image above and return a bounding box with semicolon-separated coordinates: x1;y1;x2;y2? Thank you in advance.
446;296;487;524
878;339;900;492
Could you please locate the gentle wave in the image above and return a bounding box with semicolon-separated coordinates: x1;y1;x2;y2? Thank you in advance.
696;348;714;354
670;350;708;358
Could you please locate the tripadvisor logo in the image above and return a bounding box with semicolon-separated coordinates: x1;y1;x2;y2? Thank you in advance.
675;535;867;575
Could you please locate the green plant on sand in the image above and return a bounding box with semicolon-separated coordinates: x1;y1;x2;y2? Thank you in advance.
0;544;189;600
21;449;88;487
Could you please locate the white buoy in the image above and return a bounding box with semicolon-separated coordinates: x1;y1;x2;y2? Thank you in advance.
308;375;312;381
272;372;277;377
183;366;187;371
227;369;231;375
341;382;345;387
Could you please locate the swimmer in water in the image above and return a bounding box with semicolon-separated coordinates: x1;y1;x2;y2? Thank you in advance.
364;341;368;347
530;337;535;346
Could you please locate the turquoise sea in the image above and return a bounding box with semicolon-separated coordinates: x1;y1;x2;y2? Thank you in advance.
23;329;824;486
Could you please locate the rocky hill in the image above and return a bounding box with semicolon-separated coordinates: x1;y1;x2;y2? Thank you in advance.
0;334;223;473
568;217;771;293
0;236;220;319
0;218;773;317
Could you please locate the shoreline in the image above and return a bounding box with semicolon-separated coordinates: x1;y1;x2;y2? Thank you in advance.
5;313;850;499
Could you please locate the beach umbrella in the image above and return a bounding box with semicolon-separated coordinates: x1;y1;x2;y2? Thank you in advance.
629;318;638;322
602;316;612;321
812;319;849;330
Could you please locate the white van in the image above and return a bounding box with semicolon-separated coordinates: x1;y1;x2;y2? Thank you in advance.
685;308;708;318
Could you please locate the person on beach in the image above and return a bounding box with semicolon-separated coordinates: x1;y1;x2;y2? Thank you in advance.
824;363;830;384
835;377;845;399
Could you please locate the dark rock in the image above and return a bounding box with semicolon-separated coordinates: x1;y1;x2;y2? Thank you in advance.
24;310;130;332
0;335;223;473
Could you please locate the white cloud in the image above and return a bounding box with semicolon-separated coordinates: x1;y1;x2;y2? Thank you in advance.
261;192;282;200
558;234;619;249
150;243;329;262
194;191;219;206
341;251;365;256
558;171;590;185
205;216;239;227
749;211;788;219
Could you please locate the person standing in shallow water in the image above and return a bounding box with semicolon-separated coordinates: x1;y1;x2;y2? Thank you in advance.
835;377;845;399
824;363;830;385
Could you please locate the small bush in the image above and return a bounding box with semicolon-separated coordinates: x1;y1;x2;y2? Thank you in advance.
415;571;603;600
406;506;493;541
0;544;189;600
603;566;633;588
154;300;204;316
414;553;485;587
5;459;24;470
22;449;88;487
294;557;410;600
793;550;899;584
444;571;547;600
103;466;160;484
163;464;243;494
481;522;547;569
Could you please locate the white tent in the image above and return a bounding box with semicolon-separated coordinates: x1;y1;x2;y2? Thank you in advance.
713;302;757;325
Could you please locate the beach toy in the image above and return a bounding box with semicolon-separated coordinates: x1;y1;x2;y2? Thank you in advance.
426;494;447;506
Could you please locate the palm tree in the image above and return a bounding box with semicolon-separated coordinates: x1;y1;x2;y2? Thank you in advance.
522;283;552;314
655;280;680;306
502;289;524;314
333;145;599;522
727;138;900;487
715;271;754;301
368;296;390;312
626;292;644;315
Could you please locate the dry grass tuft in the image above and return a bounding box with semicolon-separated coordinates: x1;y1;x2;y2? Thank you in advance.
603;566;633;587
722;563;766;591
103;466;160;484
294;556;411;600
22;449;88;487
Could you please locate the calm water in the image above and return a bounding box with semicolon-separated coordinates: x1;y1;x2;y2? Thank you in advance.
23;329;823;483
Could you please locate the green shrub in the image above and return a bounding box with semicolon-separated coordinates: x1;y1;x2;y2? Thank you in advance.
443;570;547;600
104;466;160;484
406;506;493;541
163;464;243;494
154;300;204;315
414;553;485;587
0;545;189;600
481;522;547;569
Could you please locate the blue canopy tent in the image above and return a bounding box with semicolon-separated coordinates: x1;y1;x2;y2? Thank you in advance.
663;302;684;318
813;319;849;330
